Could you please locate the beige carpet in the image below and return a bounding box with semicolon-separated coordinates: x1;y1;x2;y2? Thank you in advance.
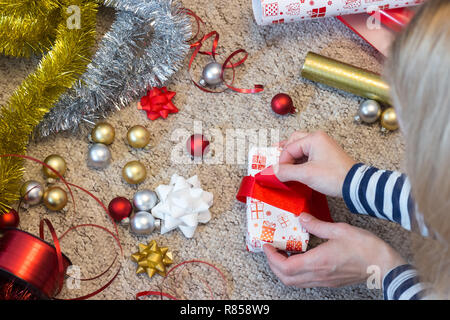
0;1;414;300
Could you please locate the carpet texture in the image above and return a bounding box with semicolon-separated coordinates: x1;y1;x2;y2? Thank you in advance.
0;1;414;300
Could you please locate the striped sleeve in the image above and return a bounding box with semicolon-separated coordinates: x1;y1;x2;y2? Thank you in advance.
383;264;432;300
342;163;430;237
342;164;435;300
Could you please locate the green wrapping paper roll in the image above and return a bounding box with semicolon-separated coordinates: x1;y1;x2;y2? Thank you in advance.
301;52;391;105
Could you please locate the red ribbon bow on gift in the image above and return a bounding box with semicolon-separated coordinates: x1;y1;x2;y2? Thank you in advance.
138;87;178;120
236;166;333;222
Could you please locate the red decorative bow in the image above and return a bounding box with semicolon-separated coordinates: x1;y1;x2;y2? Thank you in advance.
236;166;333;222
138;87;178;120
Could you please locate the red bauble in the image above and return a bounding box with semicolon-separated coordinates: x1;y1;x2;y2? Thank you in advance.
271;93;295;115
186;134;210;157
108;197;132;221
0;209;20;230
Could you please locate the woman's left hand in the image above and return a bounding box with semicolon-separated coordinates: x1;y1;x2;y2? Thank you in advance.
263;213;406;288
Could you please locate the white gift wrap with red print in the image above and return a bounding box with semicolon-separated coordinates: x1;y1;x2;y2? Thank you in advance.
252;0;425;25
245;146;309;253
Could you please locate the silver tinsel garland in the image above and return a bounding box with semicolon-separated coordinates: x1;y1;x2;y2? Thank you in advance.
35;0;191;138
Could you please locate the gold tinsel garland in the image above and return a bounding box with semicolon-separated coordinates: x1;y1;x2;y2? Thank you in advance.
0;0;62;57
0;0;98;213
0;11;58;57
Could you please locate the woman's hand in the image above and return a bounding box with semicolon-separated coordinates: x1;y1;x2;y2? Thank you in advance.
275;131;356;197
265;130;405;288
264;213;406;288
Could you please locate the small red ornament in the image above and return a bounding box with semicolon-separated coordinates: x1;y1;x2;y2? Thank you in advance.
108;197;132;222
186;134;210;157
138;87;178;120
271;93;296;115
0;209;20;230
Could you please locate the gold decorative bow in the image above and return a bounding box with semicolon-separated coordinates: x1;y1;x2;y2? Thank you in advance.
131;240;173;278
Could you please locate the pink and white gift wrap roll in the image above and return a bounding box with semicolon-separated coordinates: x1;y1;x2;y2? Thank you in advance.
245;146;309;253
252;0;425;25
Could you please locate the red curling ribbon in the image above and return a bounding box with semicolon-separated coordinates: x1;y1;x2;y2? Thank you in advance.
136;260;228;300
189;31;219;66
236;166;332;222
179;7;206;45
57;223;122;299
54;209;123;300
221;49;264;94
77;255;117;282
39;219;65;296
139;87;178;120
136;291;178;301
188;28;264;94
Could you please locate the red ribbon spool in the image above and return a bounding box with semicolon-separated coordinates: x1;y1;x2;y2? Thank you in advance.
0;229;71;299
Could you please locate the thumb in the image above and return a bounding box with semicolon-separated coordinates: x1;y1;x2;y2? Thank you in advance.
273;162;313;184
299;213;338;239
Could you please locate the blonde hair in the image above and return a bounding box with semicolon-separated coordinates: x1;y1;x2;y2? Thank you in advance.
385;0;450;298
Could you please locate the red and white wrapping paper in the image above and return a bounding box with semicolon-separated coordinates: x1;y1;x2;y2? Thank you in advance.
244;146;309;253
337;13;395;56
337;7;414;56
252;0;424;25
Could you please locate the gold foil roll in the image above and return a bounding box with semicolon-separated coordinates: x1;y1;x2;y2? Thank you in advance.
301;52;391;105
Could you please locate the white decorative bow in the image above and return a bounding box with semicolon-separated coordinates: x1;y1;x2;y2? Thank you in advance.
151;174;213;238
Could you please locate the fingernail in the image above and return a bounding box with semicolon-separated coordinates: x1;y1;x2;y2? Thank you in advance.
300;213;312;222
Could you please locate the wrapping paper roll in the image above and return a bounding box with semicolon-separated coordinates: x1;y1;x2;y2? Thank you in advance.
301;52;391;104
252;0;424;25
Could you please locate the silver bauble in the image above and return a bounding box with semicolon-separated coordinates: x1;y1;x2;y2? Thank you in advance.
130;211;158;235
199;61;223;86
133;189;158;212
355;100;381;124
20;180;44;206
87;143;111;169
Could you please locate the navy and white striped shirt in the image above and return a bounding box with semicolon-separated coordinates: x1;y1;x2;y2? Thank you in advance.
342;163;433;300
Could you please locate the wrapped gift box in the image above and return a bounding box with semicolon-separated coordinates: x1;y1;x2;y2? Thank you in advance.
244;146;310;253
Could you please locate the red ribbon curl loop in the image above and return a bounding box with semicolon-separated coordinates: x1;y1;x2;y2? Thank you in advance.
39;219;65;296
136;259;228;300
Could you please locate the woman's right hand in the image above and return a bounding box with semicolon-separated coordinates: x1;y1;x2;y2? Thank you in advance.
274;131;356;197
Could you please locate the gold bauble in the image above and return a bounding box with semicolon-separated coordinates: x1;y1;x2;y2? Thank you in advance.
127;125;151;148
91;122;115;145
43;186;68;211
380;107;399;131
43;154;67;179
122;161;147;184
